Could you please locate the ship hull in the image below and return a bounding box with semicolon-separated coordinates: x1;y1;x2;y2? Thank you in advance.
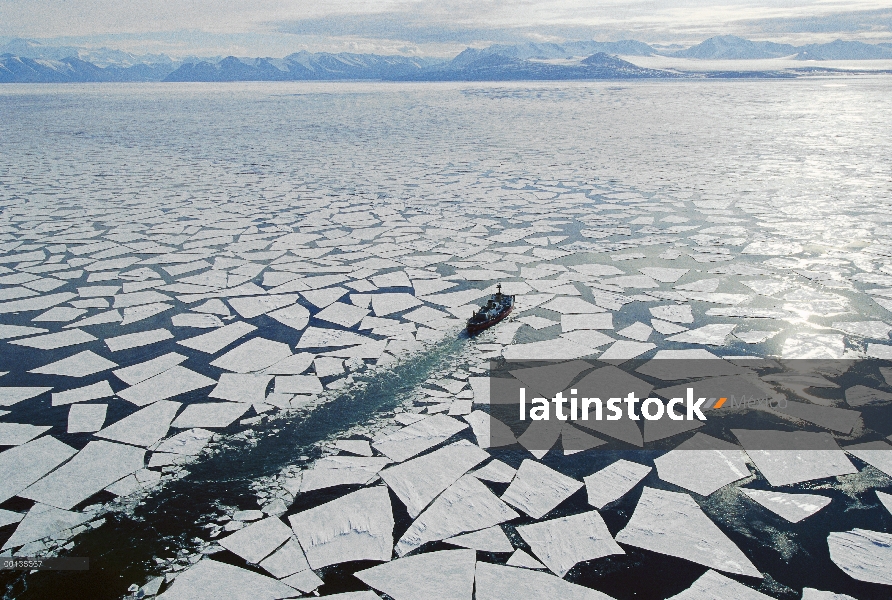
466;305;513;335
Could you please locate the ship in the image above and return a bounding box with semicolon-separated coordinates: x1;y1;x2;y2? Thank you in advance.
467;283;515;335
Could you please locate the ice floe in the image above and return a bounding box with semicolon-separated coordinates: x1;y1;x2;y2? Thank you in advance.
654;433;750;496
501;459;583;519
665;569;772;600
615;487;762;578
30;350;118;378
288;486;393;568
445;525;513;552
21;440;145;510
299;456;390;492
516;511;624;576
396;474;519;556
373;414;468;462
218;516;293;564
355;549;475;600
733;429;857;486
118;366;215;406
583;459;651;509
380;440;489;517
0;436;76;504
739;488;830;523
475;561;616;600
155;558;297;600
827;528;892;585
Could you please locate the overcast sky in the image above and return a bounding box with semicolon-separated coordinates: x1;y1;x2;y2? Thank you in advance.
0;0;890;57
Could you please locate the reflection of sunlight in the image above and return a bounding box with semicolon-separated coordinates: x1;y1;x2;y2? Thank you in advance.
780;306;850;325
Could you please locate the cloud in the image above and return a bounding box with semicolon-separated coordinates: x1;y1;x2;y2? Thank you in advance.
271;2;892;47
0;0;889;57
738;7;892;35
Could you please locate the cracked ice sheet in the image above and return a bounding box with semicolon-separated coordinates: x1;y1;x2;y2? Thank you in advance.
120;303;173;326
561;313;613;331
464;410;516;449
827;529;892;585
259;537;310;579
0;387;52;407
774;400;860;434
267;303;310;331
541;297;605;314
211;337;291;373
171;313;222;328
0;324;48;339
471;459;517;483
0;509;23;528
740;488;830;523
209;374;272;403
0;436;77;504
598;340;655;362
105;328;173;352
20;440;145;510
67;403;107;433
665;324;736;346
507;548;546;569
155;558;298;600
380;440;489;518
517;511;624;577
395;474;519;556
584;459;651;509
296;326;375;349
8;328;96;350
112;352;187;385
371;292;422;316
355;549;475;600
518;315;559;330
0;423;52;445
155;428;214;454
288;486;393;569
30;350;117;378
649;304;693;323
843;440;892;477
171;402;250;429
617;322;651;341
615;487;762;578
831;320;892;339
314;301;370;327
228;294;298;319
654;433;751;496
732;429;857;486
334;439;373;456
219;516;293;564
475;562;616;600
51;380;114;406
0;292;77;314
502;338;597;361
299;456;391;492
666;570;773;600
118;365;216;406
95;400;180;447
373;414;468;462
781;333;845;359
177;321;257;354
501;459;583;519
274;374;322;395
445;526;513;552
1;503;92;551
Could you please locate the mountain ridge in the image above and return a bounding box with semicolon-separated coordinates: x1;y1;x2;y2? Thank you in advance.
2;36;892;83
